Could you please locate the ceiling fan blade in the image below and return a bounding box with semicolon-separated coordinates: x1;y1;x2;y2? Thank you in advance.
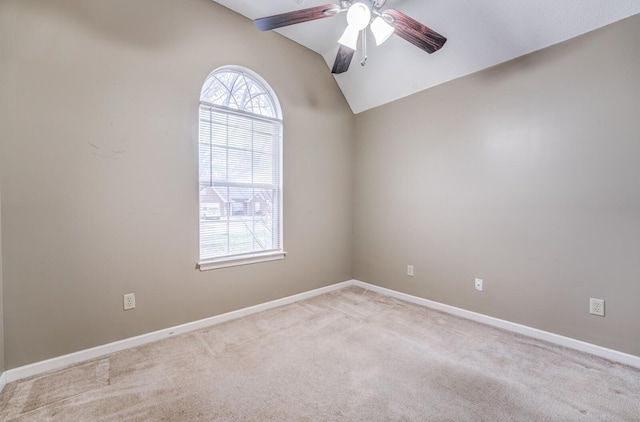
384;9;447;54
254;4;341;31
331;45;356;74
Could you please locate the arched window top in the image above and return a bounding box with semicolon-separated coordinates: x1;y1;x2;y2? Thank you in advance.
200;67;281;119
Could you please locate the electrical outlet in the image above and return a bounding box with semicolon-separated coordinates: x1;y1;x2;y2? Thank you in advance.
589;298;605;316
475;278;483;291
123;293;136;310
407;265;414;277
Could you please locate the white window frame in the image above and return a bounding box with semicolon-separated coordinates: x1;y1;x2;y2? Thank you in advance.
197;66;284;271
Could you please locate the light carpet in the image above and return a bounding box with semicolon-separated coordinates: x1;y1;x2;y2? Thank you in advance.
1;286;639;421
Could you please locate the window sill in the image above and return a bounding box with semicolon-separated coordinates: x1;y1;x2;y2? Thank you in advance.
197;251;286;271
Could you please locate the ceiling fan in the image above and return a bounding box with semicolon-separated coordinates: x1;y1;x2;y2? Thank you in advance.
254;0;447;74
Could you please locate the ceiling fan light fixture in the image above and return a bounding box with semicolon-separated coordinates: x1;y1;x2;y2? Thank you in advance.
346;2;371;30
338;26;360;50
338;3;371;50
370;16;394;45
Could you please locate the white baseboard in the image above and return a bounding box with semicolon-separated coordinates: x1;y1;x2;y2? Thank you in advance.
5;278;639;385
352;280;640;369
0;371;6;394
4;280;353;384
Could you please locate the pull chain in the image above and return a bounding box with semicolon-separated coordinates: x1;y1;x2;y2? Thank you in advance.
360;29;368;66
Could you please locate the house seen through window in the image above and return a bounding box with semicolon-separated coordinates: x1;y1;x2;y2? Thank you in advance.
198;67;284;270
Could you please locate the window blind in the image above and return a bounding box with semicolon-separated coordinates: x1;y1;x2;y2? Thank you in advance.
198;104;282;263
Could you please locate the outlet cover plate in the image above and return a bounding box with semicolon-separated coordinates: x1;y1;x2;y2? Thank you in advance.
475;278;483;291
589;298;605;316
124;293;136;310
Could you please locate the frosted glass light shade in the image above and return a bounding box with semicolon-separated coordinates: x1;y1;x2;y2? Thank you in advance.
370;16;395;45
338;3;371;50
338;26;360;50
347;3;371;30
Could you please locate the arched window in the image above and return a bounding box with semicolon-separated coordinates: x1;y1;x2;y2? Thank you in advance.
198;67;284;270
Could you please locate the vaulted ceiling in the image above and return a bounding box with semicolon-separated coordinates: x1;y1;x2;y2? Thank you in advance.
213;0;640;113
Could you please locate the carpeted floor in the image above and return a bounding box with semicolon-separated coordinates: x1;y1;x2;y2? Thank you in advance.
1;286;639;421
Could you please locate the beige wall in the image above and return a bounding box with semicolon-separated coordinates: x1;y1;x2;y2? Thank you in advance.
0;0;354;368
2;1;639;371
354;15;640;356
0;185;4;373
0;4;7;373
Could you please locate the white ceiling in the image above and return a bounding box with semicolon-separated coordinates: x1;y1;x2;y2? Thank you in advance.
213;0;640;113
